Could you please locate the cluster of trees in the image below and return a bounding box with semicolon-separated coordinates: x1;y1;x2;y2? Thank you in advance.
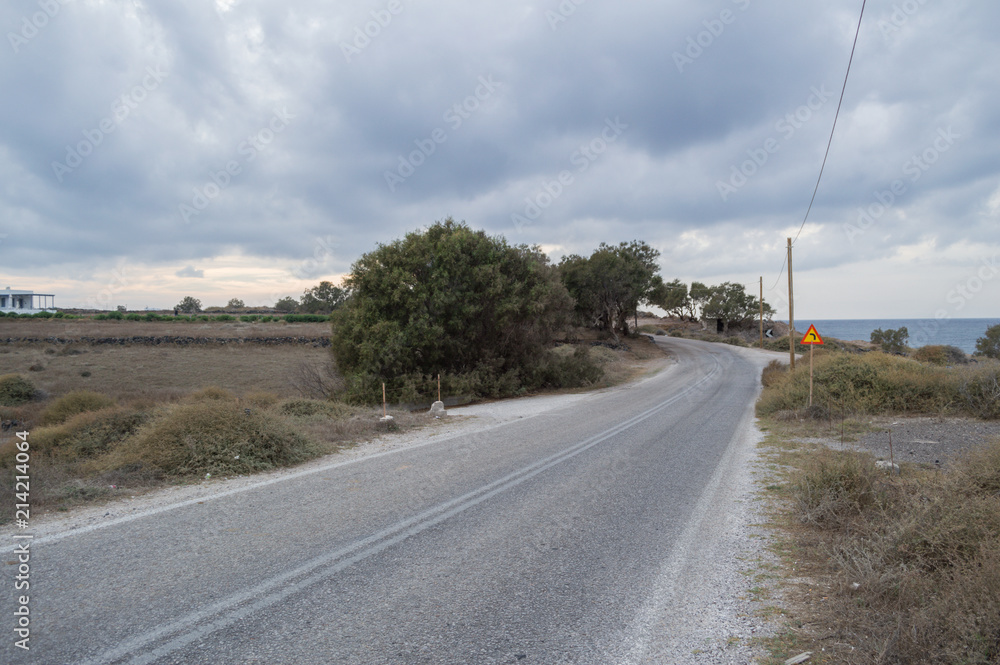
654;281;777;333
329;219;773;404
174;282;346;315
559;241;665;340
558;243;773;337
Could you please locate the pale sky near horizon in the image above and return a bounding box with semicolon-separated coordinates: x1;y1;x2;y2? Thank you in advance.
1;0;998;319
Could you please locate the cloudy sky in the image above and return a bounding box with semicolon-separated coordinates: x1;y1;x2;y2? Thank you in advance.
1;0;998;318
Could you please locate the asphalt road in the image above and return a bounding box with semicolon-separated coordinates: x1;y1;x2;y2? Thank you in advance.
3;337;772;665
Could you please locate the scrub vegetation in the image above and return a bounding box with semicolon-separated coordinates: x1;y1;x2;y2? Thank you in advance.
757;345;1000;664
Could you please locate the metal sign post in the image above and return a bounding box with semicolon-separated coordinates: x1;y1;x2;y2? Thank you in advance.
800;325;825;407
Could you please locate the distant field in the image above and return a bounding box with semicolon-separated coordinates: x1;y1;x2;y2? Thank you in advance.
0;319;332;400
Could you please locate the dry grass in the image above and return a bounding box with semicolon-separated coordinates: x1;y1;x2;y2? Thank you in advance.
759;425;1000;665
0;344;332;400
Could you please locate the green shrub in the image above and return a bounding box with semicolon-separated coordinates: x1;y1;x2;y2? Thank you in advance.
118;401;316;476
282;314;328;323
0;374;38;406
240;315;261;322
40;390;117;425
213;314;235;322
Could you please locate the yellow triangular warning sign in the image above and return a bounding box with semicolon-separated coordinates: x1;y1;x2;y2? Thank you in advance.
800;324;824;345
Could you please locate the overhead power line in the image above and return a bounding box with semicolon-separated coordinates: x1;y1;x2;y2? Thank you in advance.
770;0;867;291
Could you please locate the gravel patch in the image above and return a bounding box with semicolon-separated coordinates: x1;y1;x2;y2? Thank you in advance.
828;416;1000;466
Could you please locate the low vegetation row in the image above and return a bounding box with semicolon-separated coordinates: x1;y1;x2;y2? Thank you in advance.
758;350;1000;421
2;311;331;323
0;381;417;518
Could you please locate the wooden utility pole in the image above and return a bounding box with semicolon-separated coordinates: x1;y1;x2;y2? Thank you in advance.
787;238;795;370
759;276;764;349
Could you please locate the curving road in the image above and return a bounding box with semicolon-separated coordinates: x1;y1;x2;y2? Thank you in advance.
3;337;776;665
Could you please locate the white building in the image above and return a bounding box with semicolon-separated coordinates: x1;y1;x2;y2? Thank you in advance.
0;288;56;314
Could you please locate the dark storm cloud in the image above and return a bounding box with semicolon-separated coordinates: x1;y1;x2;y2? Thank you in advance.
1;0;998;314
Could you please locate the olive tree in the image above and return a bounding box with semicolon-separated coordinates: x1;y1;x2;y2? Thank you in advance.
331;219;573;403
975;323;1000;359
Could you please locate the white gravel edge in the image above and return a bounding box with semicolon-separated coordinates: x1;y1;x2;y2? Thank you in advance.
617;387;779;664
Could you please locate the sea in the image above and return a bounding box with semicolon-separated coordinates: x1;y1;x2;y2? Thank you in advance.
785;319;1000;355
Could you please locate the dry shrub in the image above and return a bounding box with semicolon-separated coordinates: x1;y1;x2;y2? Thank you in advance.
958;366;1000;420
290;361;345;399
791;448;887;527
0;374;39;406
109;401;316;476
39;390;117;425
954;435;1000;494
913;344;968;366
761;359;788;388
184;386;236;402
19;408;149;461
242;391;281;410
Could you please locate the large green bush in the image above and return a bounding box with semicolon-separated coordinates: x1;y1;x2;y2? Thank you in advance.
331;219;575;403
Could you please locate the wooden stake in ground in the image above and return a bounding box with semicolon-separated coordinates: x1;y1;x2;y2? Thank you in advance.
799;324;824;407
382;382;386;418
438;373;441;402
